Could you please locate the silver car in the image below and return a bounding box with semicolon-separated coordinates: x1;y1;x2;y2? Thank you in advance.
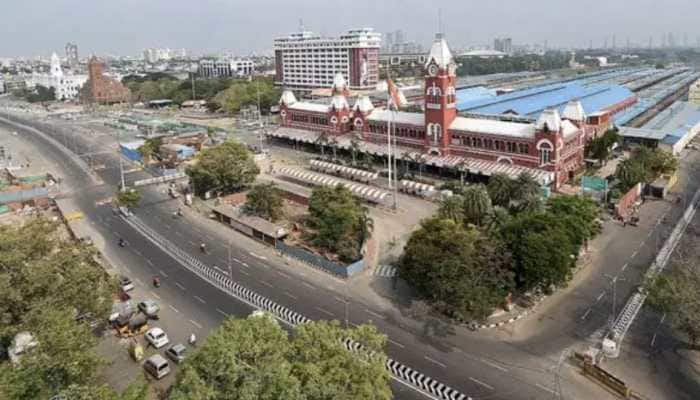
137;300;159;318
165;343;187;364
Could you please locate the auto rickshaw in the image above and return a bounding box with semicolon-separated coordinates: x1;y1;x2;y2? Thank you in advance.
129;339;144;362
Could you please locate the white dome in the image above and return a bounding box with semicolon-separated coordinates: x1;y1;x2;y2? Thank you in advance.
330;94;349;110
536;109;562;132
279;90;297;105
425;33;455;69
332;72;347;91
354;96;374;113
562;100;586;122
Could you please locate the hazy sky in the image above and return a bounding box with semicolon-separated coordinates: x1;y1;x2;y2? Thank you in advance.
2;0;699;58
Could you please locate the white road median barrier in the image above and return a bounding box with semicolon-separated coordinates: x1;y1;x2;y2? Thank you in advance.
606;187;700;357
122;214;469;400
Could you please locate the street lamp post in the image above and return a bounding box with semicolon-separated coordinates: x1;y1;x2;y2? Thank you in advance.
604;273;626;331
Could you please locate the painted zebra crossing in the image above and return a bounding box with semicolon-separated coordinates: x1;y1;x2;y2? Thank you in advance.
374;264;398;278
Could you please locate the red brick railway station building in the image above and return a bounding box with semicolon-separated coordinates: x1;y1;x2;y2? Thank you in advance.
270;34;616;189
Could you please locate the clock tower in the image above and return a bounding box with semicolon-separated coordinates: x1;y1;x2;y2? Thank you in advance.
424;33;457;155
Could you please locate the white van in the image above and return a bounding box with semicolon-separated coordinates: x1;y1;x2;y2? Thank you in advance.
144;354;170;379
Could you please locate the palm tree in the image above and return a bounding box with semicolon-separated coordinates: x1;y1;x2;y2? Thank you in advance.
512;172;540;202
315;132;329;157
437;194;465;223
330;137;339;161
357;206;374;246
462;184;493;226
487;173;513;208
350;134;362;166
455;159;468;186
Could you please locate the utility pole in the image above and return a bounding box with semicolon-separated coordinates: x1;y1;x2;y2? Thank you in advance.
604;274;626;331
117;131;125;191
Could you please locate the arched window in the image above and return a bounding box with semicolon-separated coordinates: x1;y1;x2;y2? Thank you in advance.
426;83;442;104
428;123;442;144
538;141;553;166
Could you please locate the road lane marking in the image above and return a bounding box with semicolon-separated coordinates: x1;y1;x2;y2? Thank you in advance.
631;250;638;258
175;231;183;237
424;356;446;368
250;252;267;260
315;306;335;317
232;257;241;263
159;270;168;277
216;308;228;317
388;339;405;348
647;230;654;238
469;377;494;390
638;242;645;250
276;270;291;279
240;269;250;276
169;305;180;313
241;262;249;268
133;249;142;256
365;309;386;320
213;265;229;276
621;263;628;271
194;295;206;304
581;308;592;320
335;296;349;304
302;282;316;290
260;280;274;289
480;359;508;372
284;291;298;300
134;278;144;286
149;291;160;300
189;319;203;329
596;292;605;302
175;282;185;290
146;259;154;267
536;384;557;395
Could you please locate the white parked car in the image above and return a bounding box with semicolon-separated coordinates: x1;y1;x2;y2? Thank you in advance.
145;327;169;349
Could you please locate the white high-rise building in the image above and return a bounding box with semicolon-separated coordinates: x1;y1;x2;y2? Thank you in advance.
274;28;381;93
28;53;87;100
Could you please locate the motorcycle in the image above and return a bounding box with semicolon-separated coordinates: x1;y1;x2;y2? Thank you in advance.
119;239;126;247
153;276;161;288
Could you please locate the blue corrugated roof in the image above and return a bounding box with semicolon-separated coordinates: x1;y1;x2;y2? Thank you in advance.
458;82;634;118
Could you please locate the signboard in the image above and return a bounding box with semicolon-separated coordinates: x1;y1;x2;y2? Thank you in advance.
582;176;608;192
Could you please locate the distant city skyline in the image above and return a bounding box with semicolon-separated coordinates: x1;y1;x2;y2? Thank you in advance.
1;0;700;58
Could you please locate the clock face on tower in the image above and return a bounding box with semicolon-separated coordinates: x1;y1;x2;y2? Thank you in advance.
428;64;439;77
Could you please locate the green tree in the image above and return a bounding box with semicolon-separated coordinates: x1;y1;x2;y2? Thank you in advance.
615;158;647;192
486;173;513;208
137;137;163;163
398;218;514;321
501;211;576;290
548;195;600;248
307;185;371;262
291;321;391;400
170;316;391;400
25;85;56;103
647;260;700;345
437;194;465;223
186;141;260;196
461;184;493;226
116;188;142;209
244;182;284;222
171;316;302;400
0;218;116;339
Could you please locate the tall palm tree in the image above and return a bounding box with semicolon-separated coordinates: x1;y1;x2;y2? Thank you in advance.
487;173;513;208
357;206;374;246
512;172;540;202
315;132;329;157
462;184;493;226
437;194;465;223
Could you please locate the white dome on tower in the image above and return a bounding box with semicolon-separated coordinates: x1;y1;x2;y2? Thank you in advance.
330;94;349;110
353;96;374;113
332;72;347;92
425;33;454;69
50;52;63;78
562;100;586;122
279;90;297;105
536;109;562;132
